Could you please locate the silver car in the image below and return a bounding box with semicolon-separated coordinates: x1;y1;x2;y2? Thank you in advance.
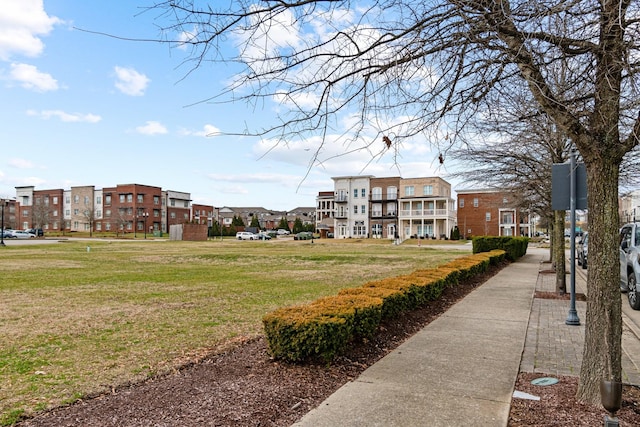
620;223;640;309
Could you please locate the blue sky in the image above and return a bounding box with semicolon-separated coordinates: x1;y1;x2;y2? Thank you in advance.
0;1;448;210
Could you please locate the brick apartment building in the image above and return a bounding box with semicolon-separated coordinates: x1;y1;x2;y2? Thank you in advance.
11;184;213;235
456;189;532;238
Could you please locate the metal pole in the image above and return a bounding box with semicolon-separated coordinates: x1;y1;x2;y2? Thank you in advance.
566;149;581;325
144;213;147;239
1;200;5;247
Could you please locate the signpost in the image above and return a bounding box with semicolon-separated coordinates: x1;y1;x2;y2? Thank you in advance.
552;150;587;326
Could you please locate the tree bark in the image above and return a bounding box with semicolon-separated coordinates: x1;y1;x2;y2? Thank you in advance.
576;160;622;404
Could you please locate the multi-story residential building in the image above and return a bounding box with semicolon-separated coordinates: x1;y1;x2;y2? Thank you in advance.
0;197;18;230
398;177;456;240
316;191;336;236
456;189;532;237
191;204;215;226
620;190;640;225
164;190;191;233
14;186;64;231
369;177;400;239
332;175;373;238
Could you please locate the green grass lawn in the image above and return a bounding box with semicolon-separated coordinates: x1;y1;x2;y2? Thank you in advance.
0;238;470;425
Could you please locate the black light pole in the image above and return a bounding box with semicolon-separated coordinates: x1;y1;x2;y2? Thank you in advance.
143;212;148;239
1;199;6;247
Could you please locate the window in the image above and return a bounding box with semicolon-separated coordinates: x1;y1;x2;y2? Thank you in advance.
459;198;465;208
96;210;102;218
65;210;70;216
74;195;79;203
154;210;159;217
184;201;189;208
405;186;415;196
361;205;366;214
354;205;358;214
74;209;79;215
66;196;71;204
105;222;111;231
22;209;29;217
354;189;358;198
387;186;397;199
84;196;89;205
137;194;144;203
105;195;111;204
171;200;176;207
119;195;125;203
486;212;491;221
171;212;176;219
473;198;479;207
53;196;59;204
105;209;111;218
53;210;58;216
127;194;133;203
184;213;188;219
96;223;102;231
423;185;433;195
154;196;160;205
96;196;101;205
361;188;366;197
503;197;508;204
372;187;382;200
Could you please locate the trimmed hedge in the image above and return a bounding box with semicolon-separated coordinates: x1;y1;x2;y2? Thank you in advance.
262;249;508;363
472;236;528;260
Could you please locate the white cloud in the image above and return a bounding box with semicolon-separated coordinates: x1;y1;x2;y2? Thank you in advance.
114;66;149;96
180;124;221;137
0;0;62;61
9;62;58;91
135;121;167;135
9;158;34;169
176;28;197;51
27;109;101;123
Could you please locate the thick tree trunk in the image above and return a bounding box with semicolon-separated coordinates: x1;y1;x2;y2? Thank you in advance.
553;210;566;294
576;161;622;404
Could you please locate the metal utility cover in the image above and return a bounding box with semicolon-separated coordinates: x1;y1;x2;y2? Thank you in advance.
531;377;559;386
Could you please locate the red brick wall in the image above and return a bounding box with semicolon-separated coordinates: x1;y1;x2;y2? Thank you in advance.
457;191;513;237
182;223;208;241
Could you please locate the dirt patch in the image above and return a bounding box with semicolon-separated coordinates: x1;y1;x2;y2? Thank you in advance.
509;372;640;426
535;290;587;301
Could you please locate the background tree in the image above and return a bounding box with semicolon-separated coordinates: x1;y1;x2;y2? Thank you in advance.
292;217;304;233
249;216;260;229
153;0;640;403
277;217;290;232
231;215;245;227
449;93;573;293
82;205;96;238
31;198;52;231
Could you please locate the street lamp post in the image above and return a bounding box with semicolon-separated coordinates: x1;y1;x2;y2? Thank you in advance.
1;199;6;247
143;212;148;239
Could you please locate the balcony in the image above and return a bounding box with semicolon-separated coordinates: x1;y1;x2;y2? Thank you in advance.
335;211;348;219
335;195;348;203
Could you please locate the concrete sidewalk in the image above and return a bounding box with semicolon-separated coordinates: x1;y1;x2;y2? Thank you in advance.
294;249;543;427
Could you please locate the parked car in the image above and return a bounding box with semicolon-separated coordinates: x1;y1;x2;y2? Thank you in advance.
256;232;271;240
26;228;44;237
294;231;313;240
236;231;257;240
276;229;290;235
576;232;588;269
1;229;14;239
10;230;36;239
620;223;640;309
